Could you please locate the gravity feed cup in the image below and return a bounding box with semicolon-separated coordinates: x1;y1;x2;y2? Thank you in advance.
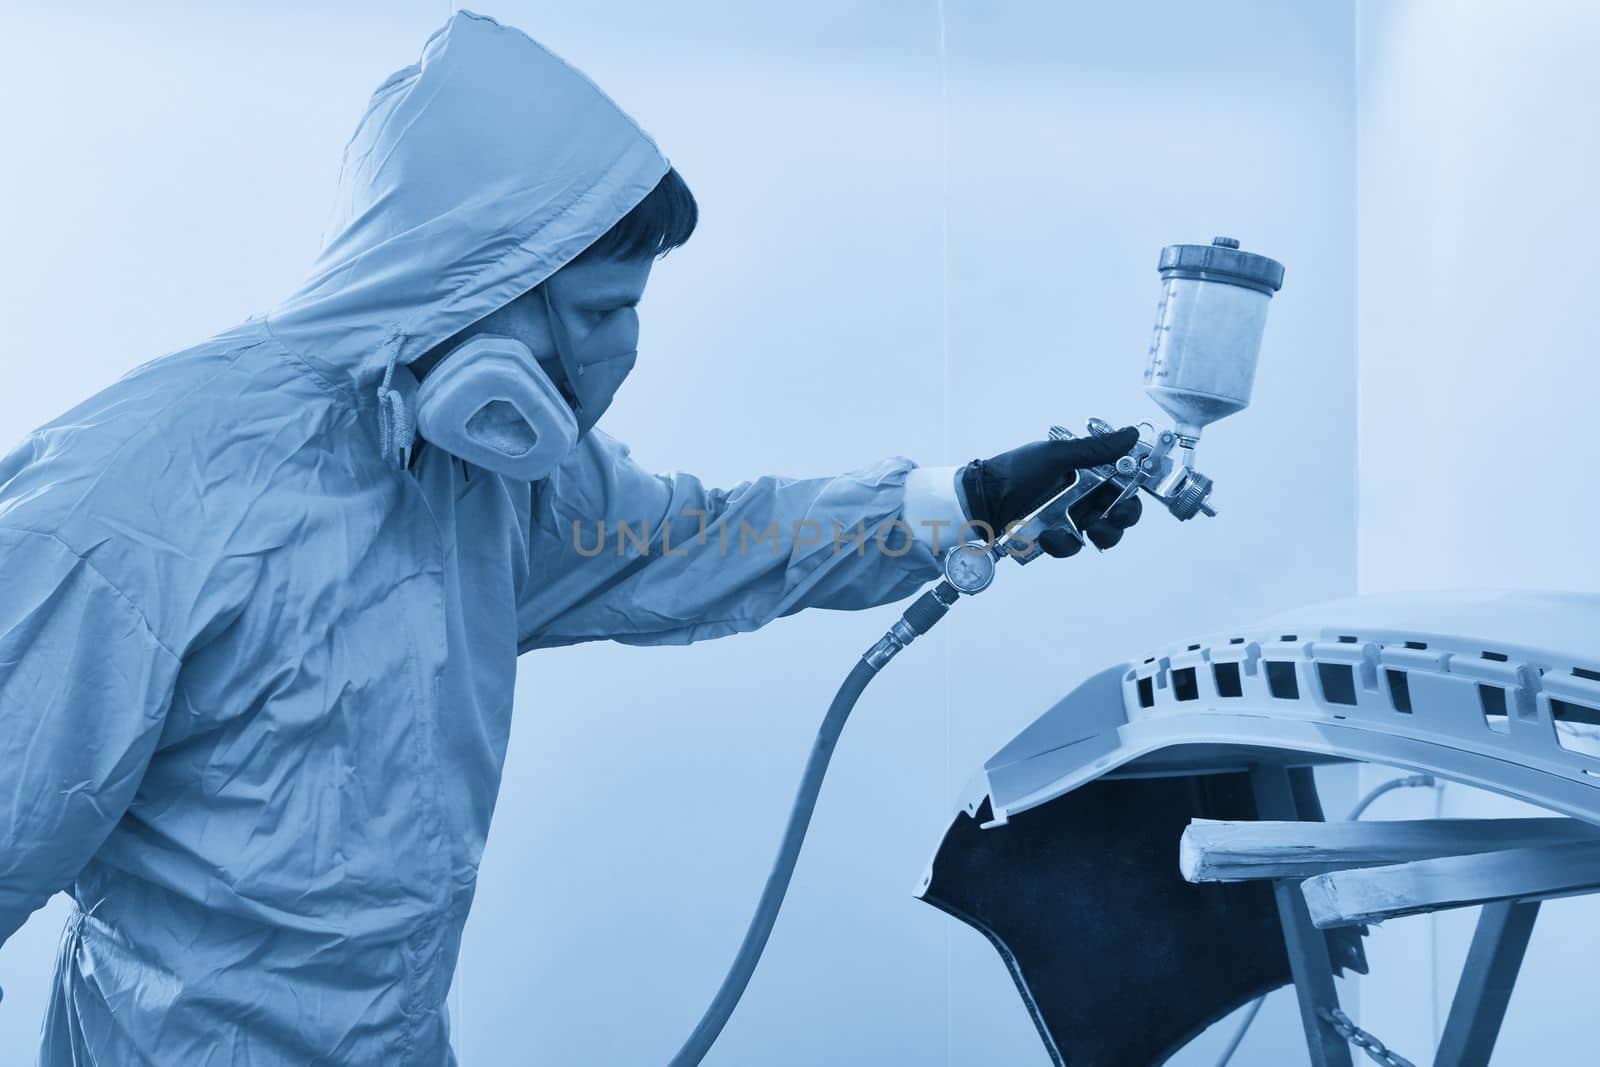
1144;236;1284;453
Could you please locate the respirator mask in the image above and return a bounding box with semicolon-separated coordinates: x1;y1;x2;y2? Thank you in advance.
413;283;639;480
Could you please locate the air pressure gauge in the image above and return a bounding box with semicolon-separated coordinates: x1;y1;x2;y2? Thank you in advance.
942;542;997;594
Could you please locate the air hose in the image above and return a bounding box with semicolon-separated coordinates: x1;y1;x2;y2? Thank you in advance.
668;580;963;1066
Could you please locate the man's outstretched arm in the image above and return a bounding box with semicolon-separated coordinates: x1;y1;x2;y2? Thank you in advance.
0;528;179;946
515;430;948;650
514;427;1141;650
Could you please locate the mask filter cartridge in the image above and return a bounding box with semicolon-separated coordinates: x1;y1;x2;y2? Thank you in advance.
414;334;578;481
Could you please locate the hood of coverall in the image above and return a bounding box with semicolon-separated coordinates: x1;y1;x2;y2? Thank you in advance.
265;9;670;402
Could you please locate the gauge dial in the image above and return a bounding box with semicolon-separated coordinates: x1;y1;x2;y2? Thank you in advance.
943;542;997;594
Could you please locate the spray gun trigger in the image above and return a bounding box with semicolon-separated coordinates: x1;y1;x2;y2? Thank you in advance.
1092;491;1135;531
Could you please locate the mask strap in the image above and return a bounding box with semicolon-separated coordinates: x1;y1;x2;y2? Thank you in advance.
540;284;585;422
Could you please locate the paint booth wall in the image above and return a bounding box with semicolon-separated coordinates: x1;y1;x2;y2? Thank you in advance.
0;3;1355;1063
1355;1;1600;1062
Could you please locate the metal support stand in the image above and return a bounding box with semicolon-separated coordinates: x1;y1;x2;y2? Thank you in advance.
1434;900;1540;1067
1251;764;1354;1067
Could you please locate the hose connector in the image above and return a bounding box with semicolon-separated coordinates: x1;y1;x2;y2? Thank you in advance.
864;581;960;671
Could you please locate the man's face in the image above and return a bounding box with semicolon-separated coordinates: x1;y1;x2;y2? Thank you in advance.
441;251;653;435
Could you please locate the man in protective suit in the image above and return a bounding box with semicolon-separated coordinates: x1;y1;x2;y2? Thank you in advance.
0;12;1140;1064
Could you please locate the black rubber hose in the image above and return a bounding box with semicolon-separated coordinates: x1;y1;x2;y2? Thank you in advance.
667;658;880;1066
668;583;959;1065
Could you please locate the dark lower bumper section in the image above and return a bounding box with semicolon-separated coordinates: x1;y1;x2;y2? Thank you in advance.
921;770;1365;1066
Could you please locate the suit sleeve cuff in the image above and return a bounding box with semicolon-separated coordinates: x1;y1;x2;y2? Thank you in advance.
902;464;971;557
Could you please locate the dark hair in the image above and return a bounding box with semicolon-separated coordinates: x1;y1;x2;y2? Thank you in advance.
582;167;698;261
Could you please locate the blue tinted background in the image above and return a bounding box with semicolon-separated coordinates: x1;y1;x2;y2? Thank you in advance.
18;1;1588;1063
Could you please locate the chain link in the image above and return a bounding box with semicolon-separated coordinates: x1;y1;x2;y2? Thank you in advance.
1318;1007;1416;1067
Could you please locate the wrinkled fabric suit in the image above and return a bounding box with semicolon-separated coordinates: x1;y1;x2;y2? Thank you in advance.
0;11;938;1064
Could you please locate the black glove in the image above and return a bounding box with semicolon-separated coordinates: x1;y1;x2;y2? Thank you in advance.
960;427;1144;558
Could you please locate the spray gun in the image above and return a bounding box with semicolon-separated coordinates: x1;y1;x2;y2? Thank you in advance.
669;237;1284;1067
939;236;1284;595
